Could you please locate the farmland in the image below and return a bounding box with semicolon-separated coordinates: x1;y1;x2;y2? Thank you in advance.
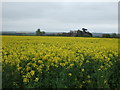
2;36;120;88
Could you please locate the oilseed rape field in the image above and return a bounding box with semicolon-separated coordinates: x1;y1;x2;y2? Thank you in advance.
2;36;120;88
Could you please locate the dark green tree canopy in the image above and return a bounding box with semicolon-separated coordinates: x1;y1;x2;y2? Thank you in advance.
36;28;45;36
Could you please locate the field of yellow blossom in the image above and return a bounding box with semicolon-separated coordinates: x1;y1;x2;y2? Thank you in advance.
2;36;120;88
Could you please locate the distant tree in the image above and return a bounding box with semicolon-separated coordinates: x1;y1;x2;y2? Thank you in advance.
67;28;93;37
76;30;83;37
87;32;93;37
42;31;45;35
77;28;92;37
111;33;118;38
36;28;45;36
36;29;41;36
68;30;74;36
82;28;87;33
102;34;111;38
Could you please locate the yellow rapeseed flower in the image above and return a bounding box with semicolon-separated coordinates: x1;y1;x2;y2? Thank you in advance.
35;77;39;82
30;70;35;76
68;73;72;76
23;78;29;83
81;69;85;72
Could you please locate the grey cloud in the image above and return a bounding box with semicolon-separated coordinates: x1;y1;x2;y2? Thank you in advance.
2;2;118;33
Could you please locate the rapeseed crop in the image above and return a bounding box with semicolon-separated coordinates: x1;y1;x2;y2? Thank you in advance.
2;36;120;88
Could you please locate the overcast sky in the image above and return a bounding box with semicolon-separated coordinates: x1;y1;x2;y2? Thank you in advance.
2;2;118;33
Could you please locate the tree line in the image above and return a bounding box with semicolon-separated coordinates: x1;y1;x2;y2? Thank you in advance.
36;28;119;38
36;28;93;37
102;33;119;38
